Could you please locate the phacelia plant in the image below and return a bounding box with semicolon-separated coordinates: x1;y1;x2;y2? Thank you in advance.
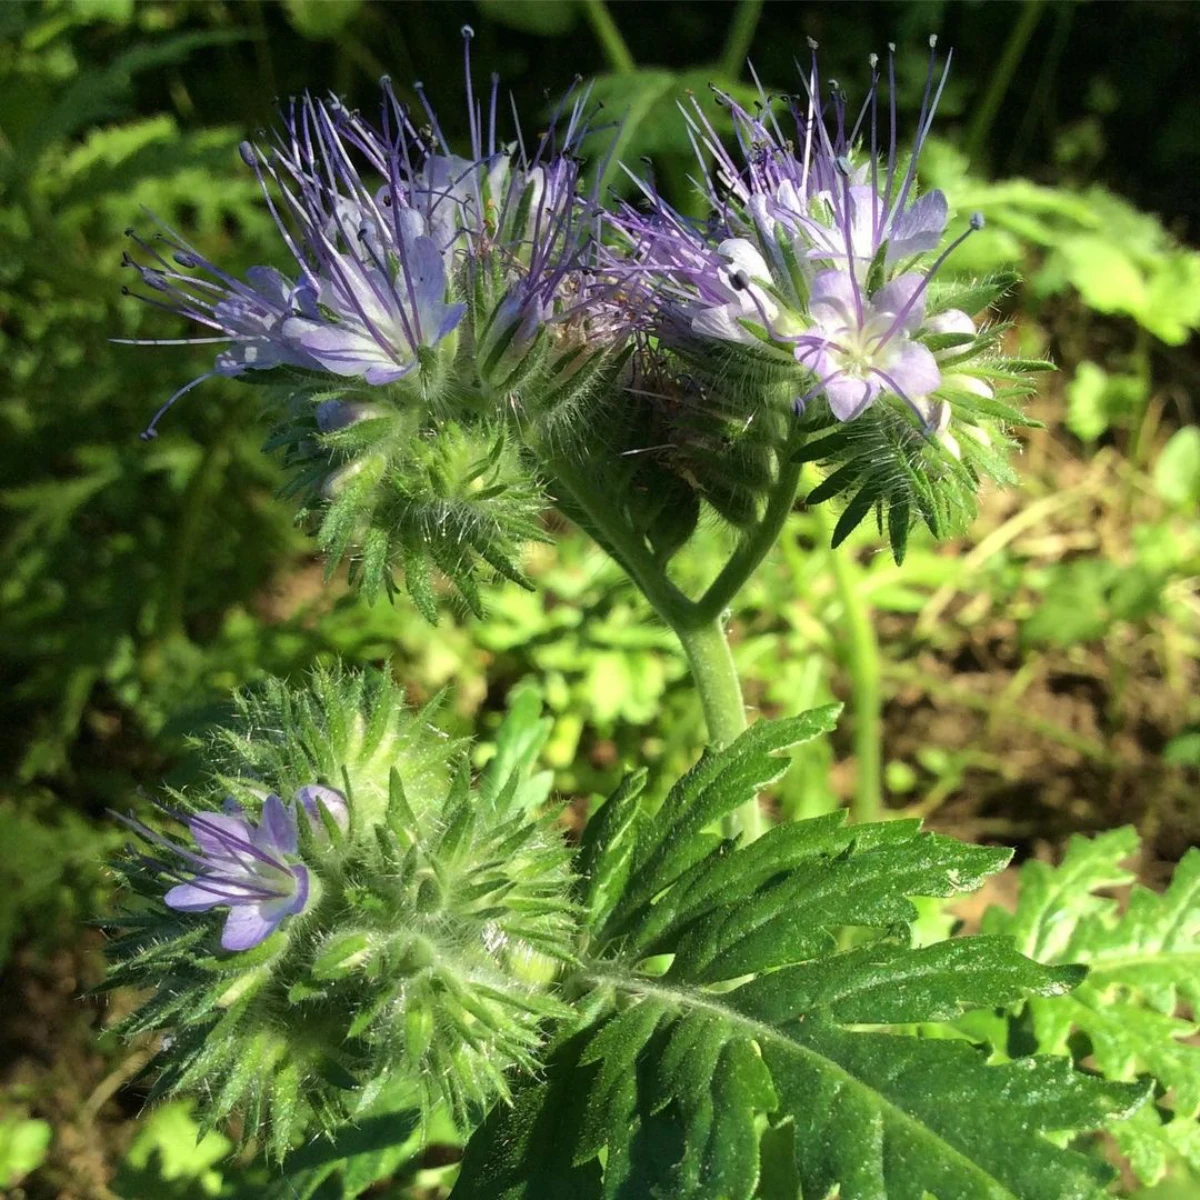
107;28;1195;1200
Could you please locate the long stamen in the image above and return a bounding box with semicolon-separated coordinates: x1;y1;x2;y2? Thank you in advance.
139;371;218;440
875;212;984;347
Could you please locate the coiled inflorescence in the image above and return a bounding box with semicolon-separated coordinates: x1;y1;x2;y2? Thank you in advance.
600;38;1041;553
107;669;578;1158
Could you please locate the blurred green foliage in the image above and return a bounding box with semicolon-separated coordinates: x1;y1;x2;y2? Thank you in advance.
2;1;1199;1196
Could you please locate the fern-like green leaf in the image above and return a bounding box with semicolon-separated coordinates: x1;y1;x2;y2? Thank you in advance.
980;828;1200;1185
454;718;1145;1200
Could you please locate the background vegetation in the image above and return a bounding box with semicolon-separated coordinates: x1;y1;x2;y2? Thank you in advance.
1;1;1198;1195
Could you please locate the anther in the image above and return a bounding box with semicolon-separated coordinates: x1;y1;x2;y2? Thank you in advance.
139;429;157;442
730;269;749;291
929;34;938;49
806;36;819;50
461;24;474;38
869;53;879;69
834;154;853;176
238;141;256;166
969;211;985;231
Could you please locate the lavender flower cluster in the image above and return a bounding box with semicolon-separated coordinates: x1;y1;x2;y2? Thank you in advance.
122;27;619;440
124;31;1004;461
608;37;1000;458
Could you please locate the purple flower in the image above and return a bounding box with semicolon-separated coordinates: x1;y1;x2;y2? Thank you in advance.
122;783;349;952
607;39;958;358
160;794;310;951
695;38;953;278
333;36;619;380
122;93;467;437
793;271;940;422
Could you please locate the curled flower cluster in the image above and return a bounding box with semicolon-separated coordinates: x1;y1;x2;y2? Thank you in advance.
611;40;998;427
121;27;621;439
122;32;1035;584
109;670;578;1155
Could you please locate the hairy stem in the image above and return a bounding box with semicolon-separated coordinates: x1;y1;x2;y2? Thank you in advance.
676;619;759;841
549;456;760;839
697;440;804;624
548;455;692;628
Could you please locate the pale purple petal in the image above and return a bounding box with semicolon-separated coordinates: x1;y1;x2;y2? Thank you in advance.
220;903;280;951
254;793;298;858
883;340;942;400
926;309;976;337
826;374;880;421
691;304;757;344
808;270;860;327
889;191;948;259
164;881;226;912
295;785;349;834
872;274;927;335
717;238;772;282
188;812;256;862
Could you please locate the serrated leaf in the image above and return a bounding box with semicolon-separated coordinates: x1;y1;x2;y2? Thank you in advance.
576;769;647;928
604;707;841;938
458;722;1138;1199
980;830;1200;1183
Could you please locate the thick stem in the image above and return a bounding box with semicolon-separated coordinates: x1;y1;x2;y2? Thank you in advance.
549;457;763;839
676;620;760;841
548;455;693;628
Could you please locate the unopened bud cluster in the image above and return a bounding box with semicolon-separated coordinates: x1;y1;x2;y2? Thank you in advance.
108;669;578;1157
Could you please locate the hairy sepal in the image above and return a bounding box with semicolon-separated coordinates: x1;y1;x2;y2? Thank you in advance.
105;670;579;1159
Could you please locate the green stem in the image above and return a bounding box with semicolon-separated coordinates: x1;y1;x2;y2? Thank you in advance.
548;455;692;628
814;516;882;823
720;0;764;80
549;456;758;839
677;619;759;840
581;0;636;74
697;441;803;624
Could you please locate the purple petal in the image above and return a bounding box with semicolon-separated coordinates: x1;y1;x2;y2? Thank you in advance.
435;301;467;342
808;270;859;328
188;811;255;862
254;793;298;857
882;341;942;400
164;881;226;912
890;191;948;258
284;865;310;916
294;785;349;834
220;903;280;951
691;304;756;344
872;274;927;335
826;374;880;422
925;309;976;338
